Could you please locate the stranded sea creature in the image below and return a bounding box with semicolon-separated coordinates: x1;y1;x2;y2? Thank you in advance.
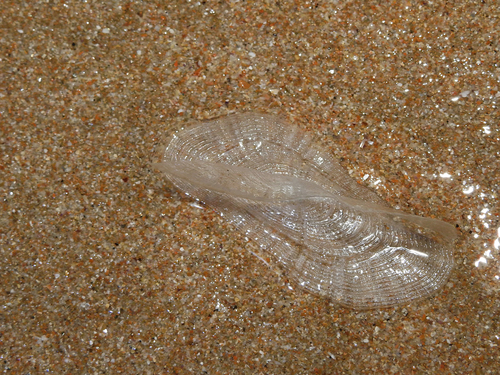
153;113;456;308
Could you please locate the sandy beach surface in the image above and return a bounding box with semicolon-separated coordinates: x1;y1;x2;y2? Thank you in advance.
1;1;499;373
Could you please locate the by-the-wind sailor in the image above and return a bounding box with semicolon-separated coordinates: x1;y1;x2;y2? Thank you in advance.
153;113;456;309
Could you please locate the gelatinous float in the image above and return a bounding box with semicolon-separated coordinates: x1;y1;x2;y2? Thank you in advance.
153;113;456;308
